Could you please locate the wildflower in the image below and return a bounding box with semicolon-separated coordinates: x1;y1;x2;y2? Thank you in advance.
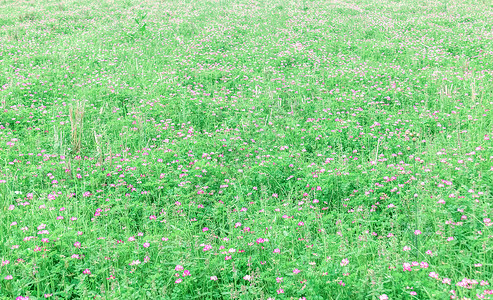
129;260;141;266
243;275;252;281
379;295;389;300
403;263;412;271
83;269;91;275
143;242;150;248
4;275;13;280
175;265;184;271
340;258;349;266
210;276;218;281
293;268;301;274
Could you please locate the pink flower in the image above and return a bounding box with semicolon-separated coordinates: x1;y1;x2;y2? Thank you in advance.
210;276;218;281
403;262;412;271
298;221;304;226
4;275;13;280
293;268;301;274
243;275;251;281
410;291;417;296
340;258;349;266
175;265;184;271
379;295;388;300
175;278;182;284
273;248;280;254
403;246;411;251
182;270;191;277
276;277;283;283
414;230;421;235
143;242;150;248
83;269;91;275
202;227;209;232
129;260;141;266
277;289;284;294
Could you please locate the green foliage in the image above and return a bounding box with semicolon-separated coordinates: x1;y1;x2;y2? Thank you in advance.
0;0;493;299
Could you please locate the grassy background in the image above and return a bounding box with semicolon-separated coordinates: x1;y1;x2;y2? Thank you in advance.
1;0;493;298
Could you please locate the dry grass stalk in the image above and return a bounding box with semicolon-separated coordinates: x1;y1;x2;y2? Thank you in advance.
69;102;85;154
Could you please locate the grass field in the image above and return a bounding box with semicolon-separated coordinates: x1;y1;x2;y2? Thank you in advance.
1;0;493;298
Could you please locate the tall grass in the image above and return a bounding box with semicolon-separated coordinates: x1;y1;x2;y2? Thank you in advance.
0;0;492;299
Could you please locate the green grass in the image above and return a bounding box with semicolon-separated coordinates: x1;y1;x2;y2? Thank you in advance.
0;0;493;299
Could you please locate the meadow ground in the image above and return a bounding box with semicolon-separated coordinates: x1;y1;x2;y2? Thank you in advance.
1;0;493;298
